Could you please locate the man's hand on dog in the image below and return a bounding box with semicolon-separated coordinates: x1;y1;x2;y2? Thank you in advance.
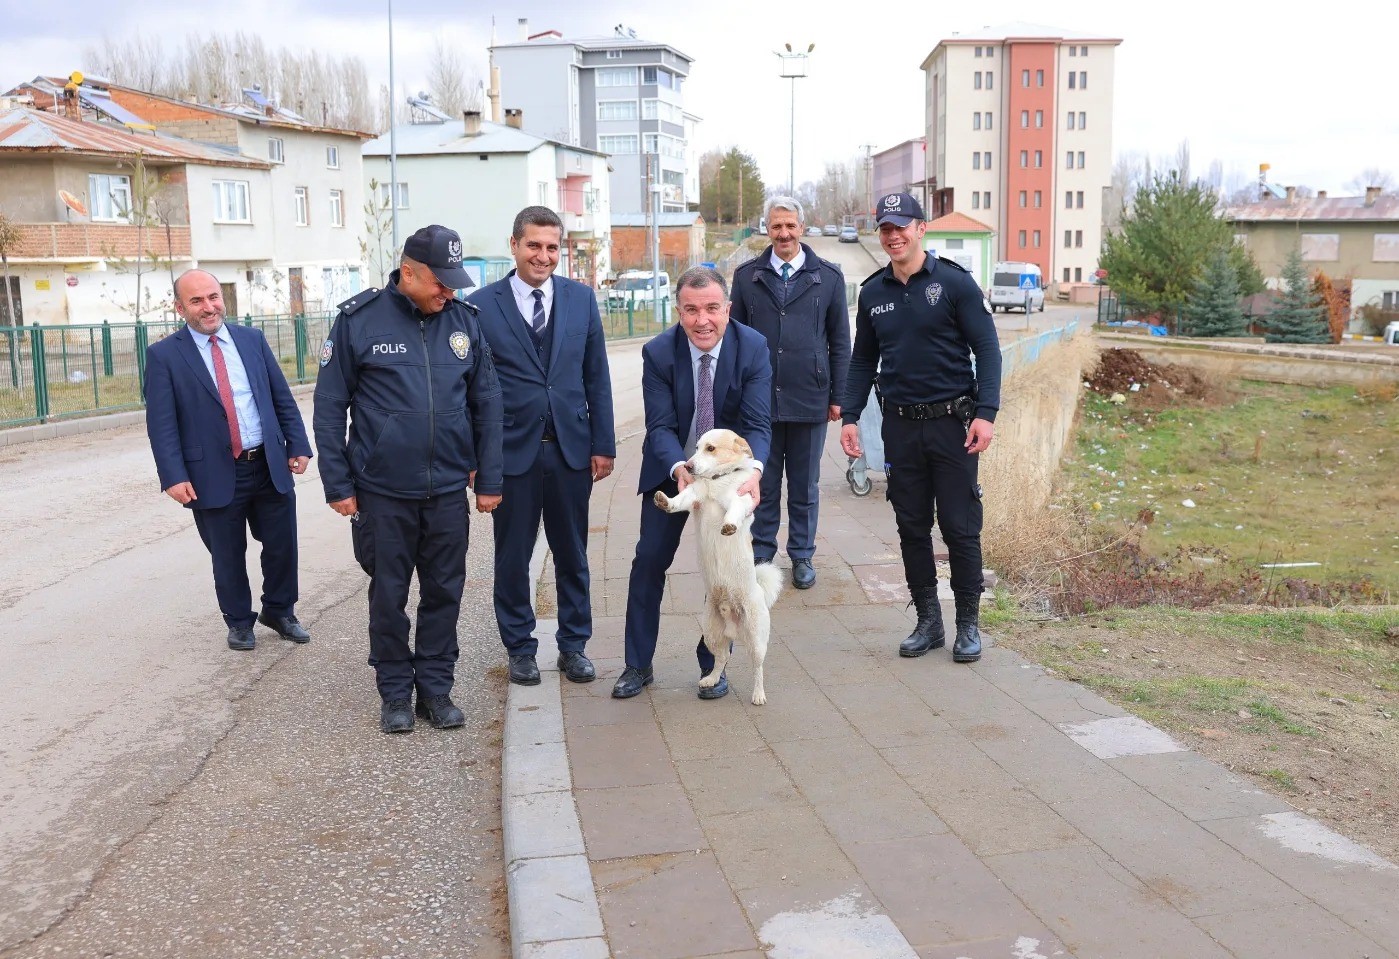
737;473;760;512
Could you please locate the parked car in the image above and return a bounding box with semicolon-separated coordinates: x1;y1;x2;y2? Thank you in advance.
988;261;1045;313
838;225;859;243
822;224;839;236
1385;320;1399;346
805;226;822;237
606;270;671;310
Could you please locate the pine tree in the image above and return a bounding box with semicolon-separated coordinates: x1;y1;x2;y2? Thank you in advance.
1264;248;1329;343
1182;246;1245;337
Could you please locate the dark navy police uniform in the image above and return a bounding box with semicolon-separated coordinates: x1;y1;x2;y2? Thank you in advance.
842;251;1002;601
313;271;504;703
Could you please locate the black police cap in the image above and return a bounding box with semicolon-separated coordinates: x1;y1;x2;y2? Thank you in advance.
875;192;925;227
402;224;473;289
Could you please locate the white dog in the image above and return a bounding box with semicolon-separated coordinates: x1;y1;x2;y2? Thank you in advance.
654;428;783;705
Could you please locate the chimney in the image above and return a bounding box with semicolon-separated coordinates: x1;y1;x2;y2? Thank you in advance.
1285;186;1296;202
463;110;482;137
518;17;528;41
1316;190;1327;199
505;108;523;130
1365;186;1381;206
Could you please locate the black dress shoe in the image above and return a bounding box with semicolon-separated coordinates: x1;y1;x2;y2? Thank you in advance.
697;673;730;700
611;666;654;699
509;654;542;686
416;693;465;729
258;613;311;643
792;558;816;590
557;651;596;683
380;699;414;734
226;625;255;651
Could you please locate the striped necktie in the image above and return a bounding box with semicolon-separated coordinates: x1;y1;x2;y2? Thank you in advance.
695;353;714;438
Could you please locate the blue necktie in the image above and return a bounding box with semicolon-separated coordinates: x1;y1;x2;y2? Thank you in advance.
779;262;792;305
530;289;547;334
695;353;714;438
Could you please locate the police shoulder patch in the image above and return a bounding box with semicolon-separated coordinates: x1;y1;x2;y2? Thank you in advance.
337;287;381;316
318;339;334;366
449;330;470;360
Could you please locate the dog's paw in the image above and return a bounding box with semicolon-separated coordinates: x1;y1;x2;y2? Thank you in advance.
697;671;720;688
751;689;767;706
653;491;671;511
721;522;737;536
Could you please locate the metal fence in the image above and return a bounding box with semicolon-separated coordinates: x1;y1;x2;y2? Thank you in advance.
0;313;335;429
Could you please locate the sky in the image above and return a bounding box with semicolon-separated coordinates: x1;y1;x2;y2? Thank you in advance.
3;0;1395;196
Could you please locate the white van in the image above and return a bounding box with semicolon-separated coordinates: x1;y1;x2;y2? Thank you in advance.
1384;320;1399;346
606;270;671;310
989;261;1045;313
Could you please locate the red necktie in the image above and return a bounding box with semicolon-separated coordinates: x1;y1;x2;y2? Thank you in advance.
209;336;243;458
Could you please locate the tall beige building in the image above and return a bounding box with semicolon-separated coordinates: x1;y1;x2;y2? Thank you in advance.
920;23;1121;293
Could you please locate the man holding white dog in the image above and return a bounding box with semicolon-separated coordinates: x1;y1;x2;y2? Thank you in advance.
613;267;774;701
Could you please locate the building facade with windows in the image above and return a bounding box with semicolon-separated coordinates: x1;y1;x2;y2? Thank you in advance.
362;112;612;288
490;28;696;217
872;138;930;211
920;24;1119;292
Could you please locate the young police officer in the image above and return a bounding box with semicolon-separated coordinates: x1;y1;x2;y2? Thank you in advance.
839;193;1002;663
314;225;504;734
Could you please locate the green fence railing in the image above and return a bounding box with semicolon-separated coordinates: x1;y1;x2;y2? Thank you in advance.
0;312;335;429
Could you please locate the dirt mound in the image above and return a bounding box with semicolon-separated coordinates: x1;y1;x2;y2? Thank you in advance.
1086;348;1217;404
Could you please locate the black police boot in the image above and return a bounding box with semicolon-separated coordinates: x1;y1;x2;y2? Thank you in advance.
899;585;945;657
953;595;983;663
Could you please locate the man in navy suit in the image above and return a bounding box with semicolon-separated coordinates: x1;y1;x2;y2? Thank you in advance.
144;269;313;650
469;206;615;687
612;266;773;701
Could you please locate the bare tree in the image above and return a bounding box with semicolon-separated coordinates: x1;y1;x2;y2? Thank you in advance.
99;154;178;322
1345;168;1397;195
426;37;479;118
0;211;23;387
812;161;862;225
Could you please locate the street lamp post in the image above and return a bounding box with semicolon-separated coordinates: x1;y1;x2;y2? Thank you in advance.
775;43;814;193
387;0;399;255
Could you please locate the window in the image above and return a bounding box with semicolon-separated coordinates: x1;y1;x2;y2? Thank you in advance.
643;99;681;122
1075;230;1084;247
1064;268;1071;282
268;137;284;163
1021;69;1030;87
1077;190;1084;208
945;238;965;249
1018;190;1027;208
1064;230;1073;248
598;100;638;120
973;112;981;130
973;152;981;170
375;181;409;210
1018;230;1027;248
1383;291;1399;309
1078;111;1086;129
1301;233;1340;261
1034;190;1042;207
974;72;982;90
325;145;340;169
329;189;343;227
983;151;991;169
1033;230;1041;248
983;190;991;208
294;186;309;226
1034;150;1043;168
596;67;637;86
1019;150;1028;168
538;181;549;205
1066;190;1074;209
1373;234;1399;262
985;71;993;89
1069;72;1077;90
1078;151;1085;167
88;173;132;221
1036;69;1044;87
1020;110;1029;128
985;111;993;129
643;66;673;88
643;66;657;83
1068;112;1076;130
975;46;983;57
599;134;638;154
212;180;251;222
1079;71;1087;89
606;50;623;59
972;192;981;209
1075;267;1083;281
1066;151;1075;169
1035;109;1043;128
987;46;994;58
1080;46;1088;56
1069;45;1077;57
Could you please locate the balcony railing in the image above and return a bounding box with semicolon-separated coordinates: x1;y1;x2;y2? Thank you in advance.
8;222;193;260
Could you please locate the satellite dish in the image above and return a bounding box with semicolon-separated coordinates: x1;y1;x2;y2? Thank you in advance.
59;189;89;218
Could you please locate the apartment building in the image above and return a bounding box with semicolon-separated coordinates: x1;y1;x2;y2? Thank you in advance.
920;24;1120;292
491;24;696;217
872;138;929;211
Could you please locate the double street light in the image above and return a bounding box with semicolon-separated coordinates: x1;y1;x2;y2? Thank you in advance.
775;43;814;194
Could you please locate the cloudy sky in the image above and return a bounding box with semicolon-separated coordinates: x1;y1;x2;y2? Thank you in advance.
4;0;1393;195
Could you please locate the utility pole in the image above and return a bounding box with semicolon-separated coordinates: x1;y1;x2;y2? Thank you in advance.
859;143;876;230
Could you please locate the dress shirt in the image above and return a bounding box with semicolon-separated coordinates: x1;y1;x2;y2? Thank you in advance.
769;247;807;275
510;273;554;330
189;323;263;449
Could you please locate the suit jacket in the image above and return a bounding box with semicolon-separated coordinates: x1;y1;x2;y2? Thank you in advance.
636;322;772;494
730;243;851;423
468;272;616;476
144;323;312;510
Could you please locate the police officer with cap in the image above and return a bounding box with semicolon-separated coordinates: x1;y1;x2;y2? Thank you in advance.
314;224;504;734
839;193;1001;664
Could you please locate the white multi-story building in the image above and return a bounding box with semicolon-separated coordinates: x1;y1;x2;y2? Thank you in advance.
490;24;696;217
363;111;612;287
920;23;1120;292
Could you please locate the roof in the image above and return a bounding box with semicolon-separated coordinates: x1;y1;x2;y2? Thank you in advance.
921;23;1122;68
611;212;704;228
100;81;376;139
925;212;995;234
0;107;270;168
490;33;694;64
1225;194;1399;223
873;137;925;160
363;119;607;158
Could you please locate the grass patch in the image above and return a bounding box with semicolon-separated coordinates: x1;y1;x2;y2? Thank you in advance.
1260;768;1298;790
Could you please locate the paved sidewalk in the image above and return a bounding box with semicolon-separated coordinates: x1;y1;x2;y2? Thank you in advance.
503;428;1399;959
